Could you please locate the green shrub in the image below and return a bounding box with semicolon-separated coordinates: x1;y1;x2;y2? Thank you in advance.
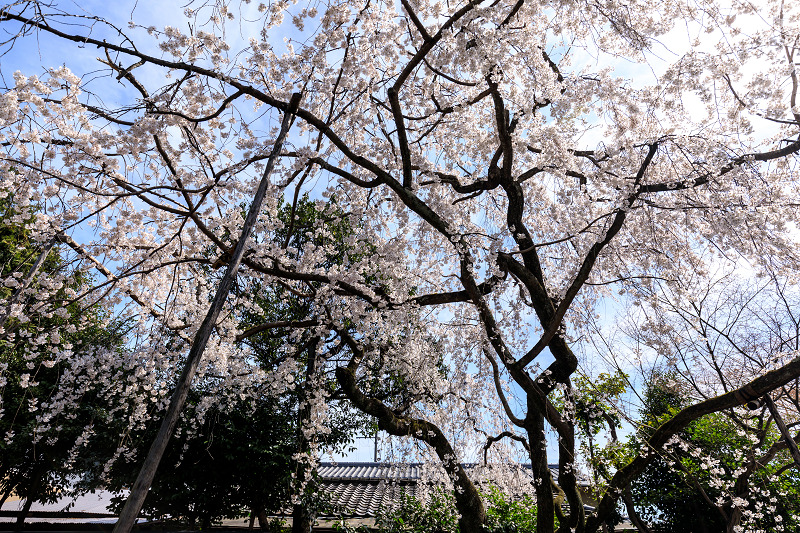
483;486;537;533
334;485;538;533
375;488;460;533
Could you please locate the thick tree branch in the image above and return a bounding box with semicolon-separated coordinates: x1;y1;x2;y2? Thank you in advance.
586;353;800;532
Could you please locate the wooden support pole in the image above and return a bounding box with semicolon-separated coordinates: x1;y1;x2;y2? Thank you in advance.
113;94;302;533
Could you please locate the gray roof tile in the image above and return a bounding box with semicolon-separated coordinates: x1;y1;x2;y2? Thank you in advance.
318;462;420;482
317;462;591;518
322;481;417;517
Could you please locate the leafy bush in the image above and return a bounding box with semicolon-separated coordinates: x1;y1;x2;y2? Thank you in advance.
483;486;537;533
333;485;539;533
375;489;460;533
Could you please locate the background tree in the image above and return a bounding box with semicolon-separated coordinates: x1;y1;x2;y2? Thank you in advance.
236;195;376;533
0;192;127;524
613;269;800;532
75;197;369;531
623;370;800;533
98;392;297;530
627;371;727;533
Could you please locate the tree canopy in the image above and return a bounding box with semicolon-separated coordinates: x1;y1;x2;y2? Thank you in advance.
2;1;800;532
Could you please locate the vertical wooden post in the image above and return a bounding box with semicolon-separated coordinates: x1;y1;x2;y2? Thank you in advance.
113;94;302;533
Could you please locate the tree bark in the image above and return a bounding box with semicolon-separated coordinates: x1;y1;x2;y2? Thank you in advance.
256;508;269;531
528;412;555;533
291;505;311;533
15;495;34;531
113;93;302;533
556;418;584;533
292;338;318;533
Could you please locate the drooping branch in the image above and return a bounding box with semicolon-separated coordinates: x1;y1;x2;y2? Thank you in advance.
484;348;526;427
55;231;190;338
0;236;55;332
412;270;506;306
622;489;653;533
333;334;486;533
482;431;529;464
639;138;800;194
235;319;319;342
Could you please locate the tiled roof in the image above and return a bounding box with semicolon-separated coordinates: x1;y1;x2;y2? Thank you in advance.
319;463;419;517
318;462;421;482
322;481;416;517
318;462;586;485
317;462;592;518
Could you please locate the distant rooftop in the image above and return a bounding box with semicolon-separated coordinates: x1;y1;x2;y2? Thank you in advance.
317;462;591;518
319;461;586;483
319;462;421;482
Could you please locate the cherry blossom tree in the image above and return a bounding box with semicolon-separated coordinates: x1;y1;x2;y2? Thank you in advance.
2;0;800;532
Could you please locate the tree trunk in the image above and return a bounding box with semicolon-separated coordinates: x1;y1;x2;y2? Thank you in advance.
14;496;34;531
555;416;584;533
291;505;311;533
292;338;318;533
14;471;43;532
256;508;269;531
335;365;486;533
525;410;555;533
